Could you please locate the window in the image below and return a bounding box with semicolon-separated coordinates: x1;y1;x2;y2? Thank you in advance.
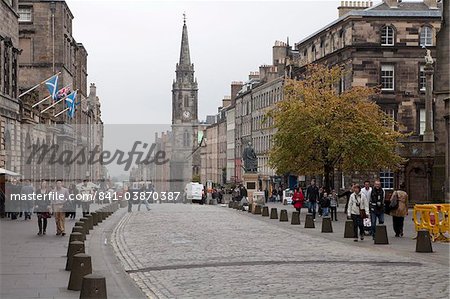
419;65;426;91
381;65;395;90
420;26;432;46
383;108;395;130
419;109;433;135
379;170;394;190
381;26;394;46
18;7;32;22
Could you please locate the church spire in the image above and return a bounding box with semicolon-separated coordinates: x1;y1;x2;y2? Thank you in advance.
179;13;191;66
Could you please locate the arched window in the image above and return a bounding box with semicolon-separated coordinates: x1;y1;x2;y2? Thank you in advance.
311;45;316;60
420;26;433;46
184;95;189;107
381;26;395;46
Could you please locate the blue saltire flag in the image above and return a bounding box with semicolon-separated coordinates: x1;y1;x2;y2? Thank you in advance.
65;90;77;118
45;75;59;101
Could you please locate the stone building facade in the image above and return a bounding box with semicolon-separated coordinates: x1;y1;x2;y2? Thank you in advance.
1;0;103;183
1;0;21;174
434;0;449;201
288;0;445;203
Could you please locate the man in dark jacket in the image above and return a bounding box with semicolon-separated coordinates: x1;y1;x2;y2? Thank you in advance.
370;180;385;239
306;179;320;219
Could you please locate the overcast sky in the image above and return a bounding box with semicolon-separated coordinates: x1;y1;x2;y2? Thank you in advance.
65;0;350;124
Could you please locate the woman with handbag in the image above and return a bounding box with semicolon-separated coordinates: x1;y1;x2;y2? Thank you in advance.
388;183;408;237
35;180;52;236
347;184;370;242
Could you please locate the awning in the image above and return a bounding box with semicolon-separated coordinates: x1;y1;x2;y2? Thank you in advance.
0;168;21;176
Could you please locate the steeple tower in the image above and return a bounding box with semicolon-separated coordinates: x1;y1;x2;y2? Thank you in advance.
179;13;191;66
170;15;199;193
172;14;198;124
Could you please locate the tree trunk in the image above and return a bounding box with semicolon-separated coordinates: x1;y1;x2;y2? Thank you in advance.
323;163;333;192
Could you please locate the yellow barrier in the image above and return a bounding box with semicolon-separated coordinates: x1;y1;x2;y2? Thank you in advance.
413;204;450;242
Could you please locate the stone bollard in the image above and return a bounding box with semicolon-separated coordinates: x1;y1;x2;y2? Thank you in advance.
65;241;85;271
80;218;89;235
280;209;288;222
253;205;262;215
304;213;315;228
119;200;127;208
91;212;98;226
76;221;88;236
80;273;107;299
291;211;300;225
248;204;253;213
270;208;278;219
68;253;92;291
344;220;354;238
416;230;433;253
374;225;389;244
72;226;86;241
69;232;84;245
262;206;269;217
321;216;333;233
85;215;94;230
97;210;104;223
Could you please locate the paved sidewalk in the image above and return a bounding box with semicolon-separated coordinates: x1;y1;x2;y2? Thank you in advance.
260;202;450;266
0;204;144;299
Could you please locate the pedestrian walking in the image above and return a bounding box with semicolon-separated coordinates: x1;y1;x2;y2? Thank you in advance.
369;180;385;240
79;179;93;217
6;179;21;220
35;180;51;236
347;184;370;242
292;187;305;216
137;184;150;211
330;190;339;221
20;179;34;220
271;188;277;203
52;179;70;236
387;183;408;237
67;184;78;219
339;184;354;215
306;179;320;219
320;192;331;217
361;180;372;207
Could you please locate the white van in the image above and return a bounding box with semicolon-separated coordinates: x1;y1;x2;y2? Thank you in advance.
184;182;204;203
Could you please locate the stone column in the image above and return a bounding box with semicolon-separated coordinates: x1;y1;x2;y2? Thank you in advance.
423;64;435;142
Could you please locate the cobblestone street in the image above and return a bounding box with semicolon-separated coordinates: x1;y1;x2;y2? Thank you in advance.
112;204;450;298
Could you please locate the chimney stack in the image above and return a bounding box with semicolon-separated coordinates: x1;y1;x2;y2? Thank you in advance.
383;0;399;8
230;81;243;105
423;0;438;9
338;1;373;17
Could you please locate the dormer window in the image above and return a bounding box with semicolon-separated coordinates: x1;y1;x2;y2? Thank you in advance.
381;26;394;46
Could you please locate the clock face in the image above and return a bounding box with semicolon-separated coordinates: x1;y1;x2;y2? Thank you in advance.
183;110;191;119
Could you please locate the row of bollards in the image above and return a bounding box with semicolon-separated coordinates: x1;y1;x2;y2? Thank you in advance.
229;202;433;253
66;202;120;299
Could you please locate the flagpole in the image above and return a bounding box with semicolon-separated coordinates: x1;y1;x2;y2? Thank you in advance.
54;96;86;118
18;71;61;98
31;83;72;108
